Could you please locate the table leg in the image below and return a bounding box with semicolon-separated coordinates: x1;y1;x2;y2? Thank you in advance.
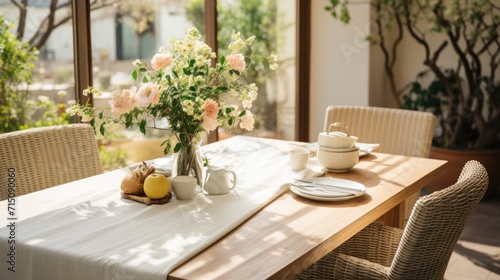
379;203;405;229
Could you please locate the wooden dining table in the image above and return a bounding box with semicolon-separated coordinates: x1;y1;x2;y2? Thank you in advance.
169;139;446;280
0;136;446;280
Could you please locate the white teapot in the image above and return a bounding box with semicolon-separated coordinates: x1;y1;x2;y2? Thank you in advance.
203;166;237;195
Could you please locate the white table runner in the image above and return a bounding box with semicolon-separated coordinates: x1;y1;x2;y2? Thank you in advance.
0;136;297;280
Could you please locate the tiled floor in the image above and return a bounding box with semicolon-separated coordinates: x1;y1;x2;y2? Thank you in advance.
444;194;500;280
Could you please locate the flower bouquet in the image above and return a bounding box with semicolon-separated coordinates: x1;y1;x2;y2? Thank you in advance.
67;28;277;185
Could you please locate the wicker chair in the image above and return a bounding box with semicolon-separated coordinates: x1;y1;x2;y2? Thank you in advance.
323;106;436;225
323;106;436;158
295;160;489;280
0;124;103;200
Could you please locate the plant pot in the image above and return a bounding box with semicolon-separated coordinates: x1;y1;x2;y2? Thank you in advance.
426;147;500;199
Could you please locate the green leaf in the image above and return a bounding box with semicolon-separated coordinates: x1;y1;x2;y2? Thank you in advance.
99;123;106;135
173;142;182;153
139;119;146;134
132;70;138;81
220;56;226;64
229;69;241;76
142;76;148;83
162;139;171;155
228;118;233;126
239;110;246;117
216;86;228;92
340;5;350;24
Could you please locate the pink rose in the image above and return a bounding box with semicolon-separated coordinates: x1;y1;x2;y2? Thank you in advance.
202;114;219;131
203;98;219;119
227;54;246;72
151;50;172;71
110;87;136;118
239;111;254;131
135;83;160;106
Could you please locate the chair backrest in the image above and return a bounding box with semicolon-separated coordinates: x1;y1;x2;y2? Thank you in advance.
324;106;436;158
389;160;489;279
0;124;103;200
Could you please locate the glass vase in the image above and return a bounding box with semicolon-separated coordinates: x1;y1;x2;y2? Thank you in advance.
171;133;204;187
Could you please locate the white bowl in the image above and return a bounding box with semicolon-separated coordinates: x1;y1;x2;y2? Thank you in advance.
316;146;359;172
317;131;358;149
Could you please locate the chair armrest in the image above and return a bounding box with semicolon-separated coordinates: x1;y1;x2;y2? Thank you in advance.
331;253;390;279
336;222;403;266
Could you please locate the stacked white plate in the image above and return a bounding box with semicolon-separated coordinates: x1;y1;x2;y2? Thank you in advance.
306;142;380;157
290;177;366;201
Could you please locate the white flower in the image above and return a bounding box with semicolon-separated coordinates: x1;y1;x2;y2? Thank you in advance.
195;55;205;66
104;122;122;135
245;36;256;45
229;105;240;117
182;100;195;115
249;90;258;101
185;41;195;50
269;54;278;63
65;106;79;116
187;27;200;38
132;59;144;67
229;89;238;97
268;55;279;70
194;76;205;84
81;112;94;122
248;83;258;92
83;87;103;96
228;38;245;53
38;95;50;103
242;99;253;109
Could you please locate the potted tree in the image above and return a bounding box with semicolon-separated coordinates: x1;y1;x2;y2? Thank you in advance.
326;0;500;196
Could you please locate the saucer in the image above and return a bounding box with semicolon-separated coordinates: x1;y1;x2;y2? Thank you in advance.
326;168;351;173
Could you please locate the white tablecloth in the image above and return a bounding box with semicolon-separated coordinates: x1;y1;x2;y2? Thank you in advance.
0;136;297;280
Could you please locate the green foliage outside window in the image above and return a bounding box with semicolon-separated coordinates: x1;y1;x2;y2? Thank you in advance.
0;16;38;133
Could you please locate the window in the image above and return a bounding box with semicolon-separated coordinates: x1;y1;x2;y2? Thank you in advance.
1;0;305;167
216;0;297;141
0;1;75;132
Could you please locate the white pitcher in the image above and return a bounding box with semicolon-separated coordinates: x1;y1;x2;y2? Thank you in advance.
203;166;237;195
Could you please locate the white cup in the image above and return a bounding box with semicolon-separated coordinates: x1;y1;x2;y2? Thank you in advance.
171;176;197;200
289;149;310;171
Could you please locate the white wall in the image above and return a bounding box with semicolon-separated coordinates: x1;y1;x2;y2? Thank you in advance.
91;10;117;61
310;0;371;139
